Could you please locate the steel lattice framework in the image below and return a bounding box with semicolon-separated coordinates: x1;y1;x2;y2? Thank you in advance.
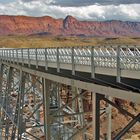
0;46;140;140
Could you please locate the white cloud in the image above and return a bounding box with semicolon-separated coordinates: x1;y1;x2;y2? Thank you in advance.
0;0;140;21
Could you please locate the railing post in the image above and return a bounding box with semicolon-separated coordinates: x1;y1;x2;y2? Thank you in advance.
45;48;48;71
12;49;15;64
35;48;38;69
16;49;18;65
8;49;10;62
72;47;75;75
1;49;3;62
57;48;60;72
91;46;95;78
0;50;1;61
0;50;1;62
7;49;9;63
9;49;11;63
7;50;8;62
6;50;8;62
4;50;6;62
21;48;24;66
28;48;30;67
3;50;5;62
2;50;4;62
117;46;121;82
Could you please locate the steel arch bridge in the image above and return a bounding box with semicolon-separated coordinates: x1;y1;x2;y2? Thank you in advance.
0;45;140;140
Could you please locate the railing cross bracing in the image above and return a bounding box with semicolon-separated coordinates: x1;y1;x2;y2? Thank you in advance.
0;46;140;72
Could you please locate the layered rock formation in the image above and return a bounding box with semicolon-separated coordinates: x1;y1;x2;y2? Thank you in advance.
1;15;140;37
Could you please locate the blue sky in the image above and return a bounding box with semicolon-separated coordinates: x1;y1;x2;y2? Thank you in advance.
0;0;140;21
0;0;14;4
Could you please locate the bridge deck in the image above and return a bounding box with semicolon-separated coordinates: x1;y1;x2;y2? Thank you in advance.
2;61;140;104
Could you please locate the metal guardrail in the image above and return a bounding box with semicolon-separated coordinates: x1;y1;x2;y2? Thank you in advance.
0;46;140;74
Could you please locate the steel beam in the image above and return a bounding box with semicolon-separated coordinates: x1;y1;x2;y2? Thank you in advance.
113;113;140;140
103;97;138;120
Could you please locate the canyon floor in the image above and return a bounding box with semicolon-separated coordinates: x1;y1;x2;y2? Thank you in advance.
0;36;140;48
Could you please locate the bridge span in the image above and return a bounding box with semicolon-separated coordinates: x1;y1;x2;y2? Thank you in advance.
0;46;140;140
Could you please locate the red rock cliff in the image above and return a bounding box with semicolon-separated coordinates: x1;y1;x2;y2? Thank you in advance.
0;15;140;37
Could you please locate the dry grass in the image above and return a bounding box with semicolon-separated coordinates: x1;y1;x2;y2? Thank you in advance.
0;36;140;48
125;134;140;140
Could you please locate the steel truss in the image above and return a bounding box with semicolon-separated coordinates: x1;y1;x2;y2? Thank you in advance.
0;63;140;140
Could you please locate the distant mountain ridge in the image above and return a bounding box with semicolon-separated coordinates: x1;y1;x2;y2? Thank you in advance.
0;15;140;37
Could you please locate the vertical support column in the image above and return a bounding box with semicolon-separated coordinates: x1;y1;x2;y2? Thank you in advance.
0;64;3;92
0;64;3;140
45;48;48;71
92;93;100;140
72;47;75;75
16;70;26;140
57;84;63;140
117;46;121;82
71;80;77;113
5;67;13;140
77;88;86;140
43;78;51;140
28;48;30;67
57;48;60;72
35;48;38;69
105;96;112;140
91;46;95;78
77;89;84;126
0;108;2;140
